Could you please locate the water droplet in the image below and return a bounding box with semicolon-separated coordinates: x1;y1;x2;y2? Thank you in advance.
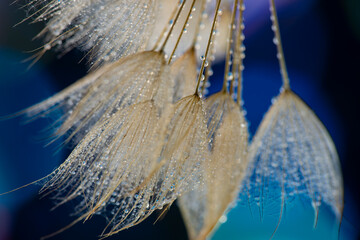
219;215;227;223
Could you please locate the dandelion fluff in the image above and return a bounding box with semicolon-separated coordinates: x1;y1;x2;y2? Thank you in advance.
103;94;209;235
179;92;248;240
154;94;208;200
242;89;343;223
25;51;171;144
129;95;209;237
40;53;174;235
27;0;159;67
41;100;170;236
39;83;208;237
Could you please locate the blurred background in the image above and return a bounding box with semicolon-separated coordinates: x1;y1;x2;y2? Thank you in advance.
0;0;359;239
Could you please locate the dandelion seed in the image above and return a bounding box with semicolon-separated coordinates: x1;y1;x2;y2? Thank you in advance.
241;0;343;236
25;51;171;145
177;1;250;239
41;99;171;236
156;94;208;203
243;89;343;224
179;92;248;240
97;92;210;236
26;0;159;67
61;93;208;237
37;49;176;236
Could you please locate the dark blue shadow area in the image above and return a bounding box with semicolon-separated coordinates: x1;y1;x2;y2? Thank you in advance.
0;49;64;239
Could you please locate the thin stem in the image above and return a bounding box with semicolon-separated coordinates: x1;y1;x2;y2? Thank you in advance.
199;33;215;95
270;0;290;90
222;0;238;93
236;0;245;104
195;0;222;96
200;11;220;95
230;2;239;96
194;0;210;95
159;0;187;52
168;0;197;64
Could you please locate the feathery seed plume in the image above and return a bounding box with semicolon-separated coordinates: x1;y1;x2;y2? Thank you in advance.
241;1;343;236
25;51;171;145
24;0;160;67
179;92;249;240
242;89;343;224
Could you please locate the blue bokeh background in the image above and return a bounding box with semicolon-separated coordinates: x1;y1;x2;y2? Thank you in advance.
0;0;359;239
